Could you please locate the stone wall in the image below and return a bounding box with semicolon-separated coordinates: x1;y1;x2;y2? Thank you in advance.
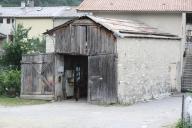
117;38;181;104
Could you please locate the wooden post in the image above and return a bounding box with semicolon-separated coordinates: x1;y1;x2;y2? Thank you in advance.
54;54;64;101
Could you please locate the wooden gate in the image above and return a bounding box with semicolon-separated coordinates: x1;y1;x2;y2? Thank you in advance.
88;54;117;104
21;53;55;99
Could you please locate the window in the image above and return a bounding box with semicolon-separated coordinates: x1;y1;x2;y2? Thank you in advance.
7;18;10;24
85;26;88;42
0;18;3;23
12;19;14;23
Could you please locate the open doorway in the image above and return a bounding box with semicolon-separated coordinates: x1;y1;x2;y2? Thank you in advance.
63;55;88;101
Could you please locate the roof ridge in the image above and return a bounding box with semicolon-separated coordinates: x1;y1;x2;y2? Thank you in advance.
0;6;82;18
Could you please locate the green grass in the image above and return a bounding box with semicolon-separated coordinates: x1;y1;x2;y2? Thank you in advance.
164;119;191;128
0;96;49;106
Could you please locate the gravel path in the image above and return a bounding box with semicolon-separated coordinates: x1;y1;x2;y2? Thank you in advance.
0;96;182;128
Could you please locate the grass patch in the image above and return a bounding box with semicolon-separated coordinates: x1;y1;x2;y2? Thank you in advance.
165;119;192;128
175;120;184;128
0;96;49;106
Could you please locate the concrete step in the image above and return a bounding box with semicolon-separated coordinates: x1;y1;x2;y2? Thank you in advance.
182;75;192;77
182;80;192;82
183;68;192;71
182;83;192;85
184;66;192;68
182;78;192;81
183;74;192;76
182;77;192;79
182;74;192;76
182;73;192;75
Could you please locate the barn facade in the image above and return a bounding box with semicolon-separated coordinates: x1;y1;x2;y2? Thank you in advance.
21;16;182;104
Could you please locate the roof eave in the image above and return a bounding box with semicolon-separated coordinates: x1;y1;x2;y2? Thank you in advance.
77;9;191;13
121;35;181;40
43;15;181;40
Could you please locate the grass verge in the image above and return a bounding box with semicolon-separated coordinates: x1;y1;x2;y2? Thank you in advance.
0;96;49;106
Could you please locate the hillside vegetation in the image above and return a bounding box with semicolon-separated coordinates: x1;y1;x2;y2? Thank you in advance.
0;0;82;7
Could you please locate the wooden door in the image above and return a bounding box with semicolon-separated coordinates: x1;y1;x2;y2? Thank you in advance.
21;54;55;95
88;55;117;104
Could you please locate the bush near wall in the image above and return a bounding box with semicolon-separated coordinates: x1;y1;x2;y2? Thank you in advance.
0;69;21;97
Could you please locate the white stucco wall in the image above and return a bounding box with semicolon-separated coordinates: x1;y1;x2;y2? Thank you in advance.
45;34;55;53
16;18;53;39
53;18;72;27
93;12;183;36
0;18;15;35
117;37;181;104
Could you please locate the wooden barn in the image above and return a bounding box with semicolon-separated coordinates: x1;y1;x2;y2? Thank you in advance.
21;16;182;104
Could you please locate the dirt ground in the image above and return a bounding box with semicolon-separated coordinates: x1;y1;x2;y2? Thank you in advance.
0;95;182;128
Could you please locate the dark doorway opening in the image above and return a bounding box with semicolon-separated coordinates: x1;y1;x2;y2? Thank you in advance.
63;55;88;101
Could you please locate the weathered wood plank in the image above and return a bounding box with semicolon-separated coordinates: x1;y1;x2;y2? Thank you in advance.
21;54;55;96
55;19;117;55
88;54;117;104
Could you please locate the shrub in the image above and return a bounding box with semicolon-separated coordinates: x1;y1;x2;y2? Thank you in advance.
176;120;184;128
0;69;21;97
176;119;192;128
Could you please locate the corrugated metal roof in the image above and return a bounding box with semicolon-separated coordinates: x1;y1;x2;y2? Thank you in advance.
44;15;180;39
78;0;192;12
0;6;83;18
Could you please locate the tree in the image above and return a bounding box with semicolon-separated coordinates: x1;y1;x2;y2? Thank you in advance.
0;24;46;96
0;24;45;69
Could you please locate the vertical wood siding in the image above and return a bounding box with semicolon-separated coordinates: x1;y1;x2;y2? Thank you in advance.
55;19;117;55
53;18;118;104
88;54;118;104
21;54;55;95
21;18;118;103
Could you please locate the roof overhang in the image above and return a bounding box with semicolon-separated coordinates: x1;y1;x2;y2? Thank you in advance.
44;15;181;40
77;10;192;14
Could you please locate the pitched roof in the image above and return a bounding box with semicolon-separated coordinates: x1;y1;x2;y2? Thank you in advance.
78;0;192;12
0;6;83;18
44;15;180;39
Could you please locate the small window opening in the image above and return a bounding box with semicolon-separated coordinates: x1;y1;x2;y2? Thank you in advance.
187;13;192;24
7;18;10;24
12;19;14;23
0;18;3;23
85;26;88;42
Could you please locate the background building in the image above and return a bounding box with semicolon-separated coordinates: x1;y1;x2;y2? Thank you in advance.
0;4;83;52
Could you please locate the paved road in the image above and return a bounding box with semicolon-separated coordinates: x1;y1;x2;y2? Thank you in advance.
0;96;182;128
